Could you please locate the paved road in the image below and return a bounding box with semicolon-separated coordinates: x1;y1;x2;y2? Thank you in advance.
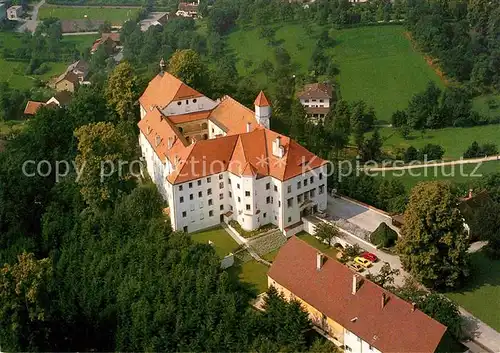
17;0;45;33
326;195;396;233
62;31;99;36
364;155;500;171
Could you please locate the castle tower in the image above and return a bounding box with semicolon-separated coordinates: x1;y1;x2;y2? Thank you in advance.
254;90;271;129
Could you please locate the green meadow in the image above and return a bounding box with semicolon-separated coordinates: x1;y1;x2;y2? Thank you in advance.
38;5;140;26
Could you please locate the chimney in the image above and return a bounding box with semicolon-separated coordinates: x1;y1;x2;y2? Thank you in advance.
352;274;362;295
316;252;324;271
168;136;174;149
159;58;166;74
381;293;388;308
246;122;252;133
411;302;416;312
272;136;284;158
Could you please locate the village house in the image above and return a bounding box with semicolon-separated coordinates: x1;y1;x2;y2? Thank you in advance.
138;63;328;234
24;91;73;115
91;32;121;55
297;82;335;121
52;60;90;92
6;5;22;20
268;236;447;353
176;0;200;18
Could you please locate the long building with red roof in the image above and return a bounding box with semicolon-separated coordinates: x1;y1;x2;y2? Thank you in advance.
268;237;447;353
138;67;328;233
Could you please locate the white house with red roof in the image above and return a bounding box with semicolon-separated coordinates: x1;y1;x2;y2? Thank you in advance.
138;65;328;233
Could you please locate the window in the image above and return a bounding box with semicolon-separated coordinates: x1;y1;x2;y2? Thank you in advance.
237;183;240;189
297;181;301;189
198;191;202;197
305;99;309;103
304;179;308;186
263;212;267;218
266;196;271;204
189;182;193;188
278;201;281;207
287;185;291;193
274;185;278;192
177;101;182;106
209;210;214;217
288;216;291;223
357;337;361;343
207;177;211;183
312;99;317;102
230;205;233;211
345;346;352;352
310;189;315;198
219;182;224;189
266;183;270;190
368;346;373;351
190;194;193;200
238;197;241;203
319;99;324;103
180;196;184;203
310;176;314;184
287;198;293;208
179;185;183;191
208;188;212;195
200;213;204;220
219;174;223;180
319;185;325;194
220;205;224;211
212;128;214;133
208;199;213;206
245;191;250;197
229;191;232;197
228;178;232;185
193;98;197;103
197;180;201;186
297;194;303;203
246;204;250;211
219;193;224;200
182;211;187;218
319;173;323;180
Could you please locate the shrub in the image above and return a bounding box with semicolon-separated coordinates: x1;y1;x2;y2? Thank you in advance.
370;222;398;248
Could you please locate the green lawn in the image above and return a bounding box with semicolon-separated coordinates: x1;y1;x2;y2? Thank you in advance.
261;249;280;262
297;231;339;259
0;32;97;90
227;259;269;294
375;160;500;190
190;226;239;258
473;94;500;120
228;24;443;121
446;251;500;332
38;5;140;25
379;125;500;160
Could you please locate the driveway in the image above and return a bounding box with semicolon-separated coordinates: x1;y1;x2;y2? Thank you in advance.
327;195;396;233
17;0;45;33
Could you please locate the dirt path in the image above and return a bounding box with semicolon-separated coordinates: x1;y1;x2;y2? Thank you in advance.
41;4;141;8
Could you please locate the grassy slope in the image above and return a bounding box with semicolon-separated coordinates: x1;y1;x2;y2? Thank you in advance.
38;5;140;25
328;25;444;122
446;251;500;332
379;125;500;160
227;24;443;120
0;32;97;90
376;160;500;190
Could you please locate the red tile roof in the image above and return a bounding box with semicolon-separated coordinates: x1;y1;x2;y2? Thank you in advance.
168;110;212;124
268;237;447;353
297;83;333;100
24;101;45;115
139;72;204;112
254;90;270;107
209;95;258;135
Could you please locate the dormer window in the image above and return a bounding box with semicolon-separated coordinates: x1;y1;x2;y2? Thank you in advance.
155;135;161;146
147;125;151;134
193;98;197;103
177;101;182;106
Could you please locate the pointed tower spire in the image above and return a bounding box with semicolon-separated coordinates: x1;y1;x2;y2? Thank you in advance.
254;91;271;129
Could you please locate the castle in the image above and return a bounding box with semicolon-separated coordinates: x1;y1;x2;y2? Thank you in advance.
138;66;328;234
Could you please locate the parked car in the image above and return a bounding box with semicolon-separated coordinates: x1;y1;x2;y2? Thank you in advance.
354;256;372;268
361;252;378;263
347;262;364;273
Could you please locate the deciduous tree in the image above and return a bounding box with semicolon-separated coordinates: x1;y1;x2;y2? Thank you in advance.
105;62;139;122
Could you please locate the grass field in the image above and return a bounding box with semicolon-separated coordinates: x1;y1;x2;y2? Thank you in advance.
0;32;97;90
446;251;500;332
378;125;500;160
190;226;239;258
473;94;500;120
375;160;500;190
228;24;443;121
38;5;140;25
227;259;269;294
297;231;339;259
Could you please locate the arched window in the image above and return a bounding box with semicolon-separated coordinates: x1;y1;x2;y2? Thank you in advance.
201;122;208;129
